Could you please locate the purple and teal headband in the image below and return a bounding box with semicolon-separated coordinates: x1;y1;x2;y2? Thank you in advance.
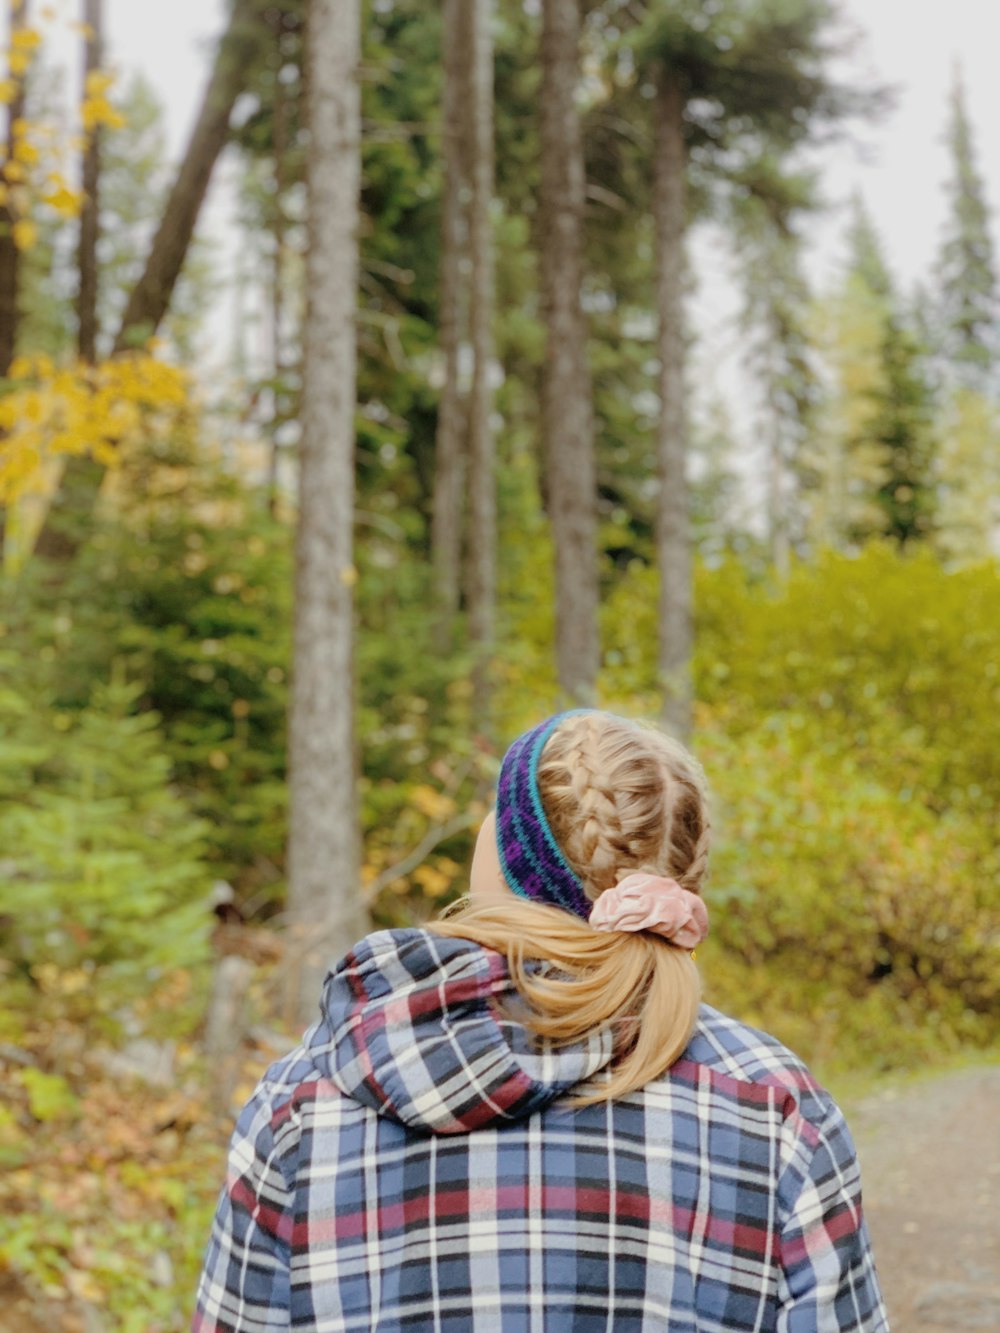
495;711;593;920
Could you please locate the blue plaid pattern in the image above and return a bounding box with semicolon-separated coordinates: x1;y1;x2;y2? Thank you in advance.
193;929;888;1332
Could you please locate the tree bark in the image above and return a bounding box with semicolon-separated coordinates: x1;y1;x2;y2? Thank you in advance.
286;0;367;1023
34;0;265;561
652;68;692;740
540;0;598;703
430;0;470;651
0;0;29;378
466;0;496;728
113;0;262;353
268;18;289;517
77;0;103;364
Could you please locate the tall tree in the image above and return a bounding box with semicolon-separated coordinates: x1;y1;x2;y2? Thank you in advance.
431;0;470;649
466;0;497;726
35;0;270;561
629;0;874;732
287;0;366;1021
540;0;599;701
733;160;817;572
77;0;103;364
808;200;935;548
937;68;999;387
651;65;691;737
0;0;29;377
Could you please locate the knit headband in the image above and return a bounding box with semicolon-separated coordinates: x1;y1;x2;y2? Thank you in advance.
495;711;594;920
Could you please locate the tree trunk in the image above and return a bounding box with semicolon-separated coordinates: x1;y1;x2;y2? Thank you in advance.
286;0;367;1024
430;0;470;651
466;0;496;728
540;0;598;703
34;0;264;562
0;0;29;378
77;0;103;364
652;68;692;741
113;0;261;353
268;20;289;517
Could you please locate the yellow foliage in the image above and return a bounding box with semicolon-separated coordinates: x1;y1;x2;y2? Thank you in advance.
84;70;115;97
11;136;39;166
10;27;42;52
413;864;453;899
41;179;83;218
7;50;30;77
411;784;457;822
11;218;36;250
81;93;125;133
0;79;16;104
0;354;190;506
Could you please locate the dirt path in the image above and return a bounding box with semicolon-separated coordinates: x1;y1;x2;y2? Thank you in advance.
847;1064;1000;1331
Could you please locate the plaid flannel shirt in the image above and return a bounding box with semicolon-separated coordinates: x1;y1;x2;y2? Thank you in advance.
193;929;888;1332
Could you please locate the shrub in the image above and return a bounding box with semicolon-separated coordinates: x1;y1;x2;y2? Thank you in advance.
0;671;211;1017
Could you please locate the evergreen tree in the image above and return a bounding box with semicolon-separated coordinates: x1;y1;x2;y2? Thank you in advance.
732;158;817;571
622;0;879;728
937;69;999;387
808;199;935;548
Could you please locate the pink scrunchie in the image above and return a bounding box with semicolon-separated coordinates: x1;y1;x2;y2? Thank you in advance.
588;873;709;949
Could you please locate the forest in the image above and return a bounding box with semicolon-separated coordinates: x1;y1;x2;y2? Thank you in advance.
0;0;999;1327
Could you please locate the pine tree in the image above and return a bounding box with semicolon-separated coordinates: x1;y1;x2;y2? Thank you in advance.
808;200;935;548
732;159;817;572
933;71;1000;561
626;0;878;731
937;69;999;387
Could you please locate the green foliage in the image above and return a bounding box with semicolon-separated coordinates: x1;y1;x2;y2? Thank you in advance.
603;543;1000;1064
16;1068;80;1123
0;669;211;1009
937;71;999;384
2;493;293;902
806;202;937;548
699;720;999;1067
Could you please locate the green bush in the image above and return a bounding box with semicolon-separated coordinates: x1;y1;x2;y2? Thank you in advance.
697;717;1000;1067
0;670;211;1014
601;544;1000;1067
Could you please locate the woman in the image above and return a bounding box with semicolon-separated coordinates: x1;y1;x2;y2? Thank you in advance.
194;710;888;1331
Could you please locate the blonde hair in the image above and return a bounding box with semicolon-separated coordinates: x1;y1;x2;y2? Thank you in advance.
432;712;711;1104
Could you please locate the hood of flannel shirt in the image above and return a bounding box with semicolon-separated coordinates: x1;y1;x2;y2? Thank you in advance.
306;928;614;1135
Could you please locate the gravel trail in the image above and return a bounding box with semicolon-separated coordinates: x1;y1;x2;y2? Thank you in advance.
848;1064;1000;1331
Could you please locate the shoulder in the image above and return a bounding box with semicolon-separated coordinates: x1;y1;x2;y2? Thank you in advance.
679;1004;837;1124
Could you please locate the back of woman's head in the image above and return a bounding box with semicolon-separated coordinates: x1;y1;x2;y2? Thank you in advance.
433;710;711;1103
536;711;710;901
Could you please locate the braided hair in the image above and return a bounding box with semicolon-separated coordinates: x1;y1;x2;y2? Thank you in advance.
433;711;711;1103
537;712;711;901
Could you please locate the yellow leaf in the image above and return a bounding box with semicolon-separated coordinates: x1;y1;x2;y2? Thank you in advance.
84;69;114;97
413;864;453;899
8;50;30;77
0;79;16;104
11;27;42;51
12;137;39;165
43;184;83;217
12;218;36;250
3;160;26;183
411;785;456;821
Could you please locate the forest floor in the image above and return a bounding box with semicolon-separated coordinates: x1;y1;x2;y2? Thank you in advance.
1;1057;997;1331
847;1061;1000;1331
